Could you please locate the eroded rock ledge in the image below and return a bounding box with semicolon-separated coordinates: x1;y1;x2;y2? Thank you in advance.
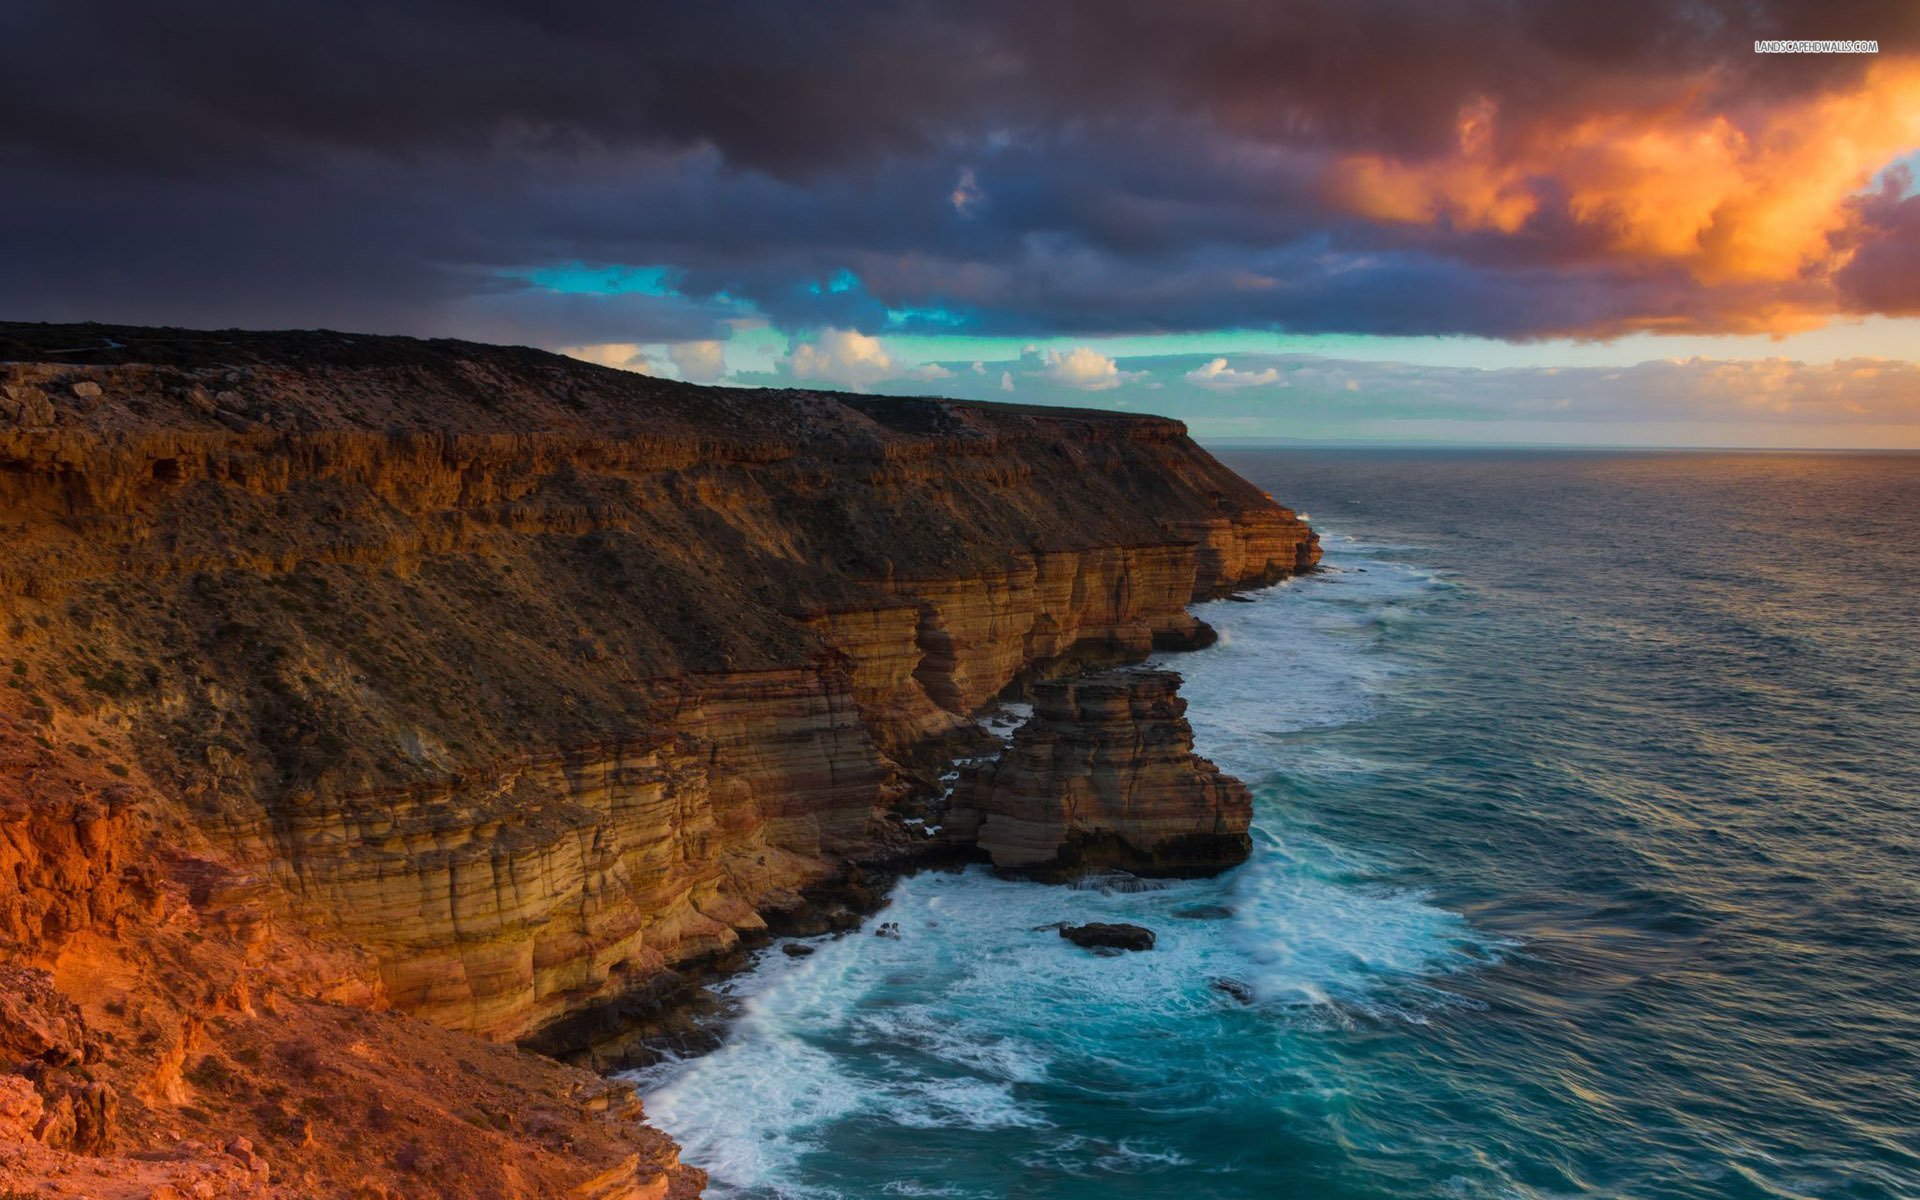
0;322;1317;1198
949;669;1252;881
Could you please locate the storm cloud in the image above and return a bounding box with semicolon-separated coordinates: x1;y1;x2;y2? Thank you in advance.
2;0;1916;346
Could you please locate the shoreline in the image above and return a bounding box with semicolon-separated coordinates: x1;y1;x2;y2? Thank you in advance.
585;578;1295;1087
616;529;1454;1198
0;323;1316;1198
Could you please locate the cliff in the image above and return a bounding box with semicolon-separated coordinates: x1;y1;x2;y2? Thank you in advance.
948;669;1252;879
0;321;1316;1197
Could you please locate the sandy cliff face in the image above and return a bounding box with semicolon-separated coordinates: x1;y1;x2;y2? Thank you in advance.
949;668;1253;879
0;323;1316;1196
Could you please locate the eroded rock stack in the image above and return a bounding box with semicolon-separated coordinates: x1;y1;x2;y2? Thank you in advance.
951;668;1253;880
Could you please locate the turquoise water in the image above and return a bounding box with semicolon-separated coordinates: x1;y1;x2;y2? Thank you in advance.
634;450;1920;1199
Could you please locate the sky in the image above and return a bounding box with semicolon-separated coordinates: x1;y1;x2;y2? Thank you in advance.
2;1;1918;446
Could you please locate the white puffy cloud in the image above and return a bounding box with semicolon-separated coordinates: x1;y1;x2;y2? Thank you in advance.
1185;357;1284;390
1028;346;1143;391
784;328;900;390
560;342;655;374
999;370;1015;392
779;329;960;391
669;339;727;382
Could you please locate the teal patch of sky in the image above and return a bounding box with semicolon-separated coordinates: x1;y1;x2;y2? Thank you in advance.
805;269;860;296
807;269;975;331
886;317;1920;372
507;259;1920;371
1874;150;1920;197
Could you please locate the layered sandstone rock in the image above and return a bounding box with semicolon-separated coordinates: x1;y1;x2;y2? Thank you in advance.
952;669;1252;880
0;322;1316;1196
266;667;915;1041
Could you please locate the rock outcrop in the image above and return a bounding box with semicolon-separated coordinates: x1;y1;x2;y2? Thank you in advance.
950;669;1253;880
0;321;1317;1197
1059;922;1157;952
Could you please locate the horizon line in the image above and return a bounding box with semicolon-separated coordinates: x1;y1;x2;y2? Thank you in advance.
1197;437;1920;453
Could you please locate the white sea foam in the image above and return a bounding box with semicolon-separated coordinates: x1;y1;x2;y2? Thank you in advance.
642;1026;864;1193
974;700;1033;741
1017;1133;1199;1177
634;527;1496;1197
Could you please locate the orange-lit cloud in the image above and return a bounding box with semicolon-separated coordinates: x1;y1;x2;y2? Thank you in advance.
1330;58;1920;332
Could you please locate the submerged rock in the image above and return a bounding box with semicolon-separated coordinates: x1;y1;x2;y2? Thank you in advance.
1067;870;1175;895
1060;922;1156;952
950;668;1253;881
1173;904;1235;921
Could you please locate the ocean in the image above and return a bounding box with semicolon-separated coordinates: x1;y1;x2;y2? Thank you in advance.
630;449;1920;1199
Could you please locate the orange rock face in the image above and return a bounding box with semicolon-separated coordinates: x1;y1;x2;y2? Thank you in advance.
951;669;1253;879
0;323;1318;1196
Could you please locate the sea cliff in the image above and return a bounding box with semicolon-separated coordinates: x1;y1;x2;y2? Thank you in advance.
0;322;1316;1198
948;668;1253;879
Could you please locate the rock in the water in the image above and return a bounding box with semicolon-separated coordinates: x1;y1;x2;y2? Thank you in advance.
1210;977;1255;1004
951;668;1252;880
767;902;863;938
1173;904;1235;921
781;943;816;958
1067;870;1172;895
1059;922;1156;952
874;921;902;940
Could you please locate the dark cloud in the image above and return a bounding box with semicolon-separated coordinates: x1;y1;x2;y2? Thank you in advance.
1837;168;1920;314
1;0;1915;345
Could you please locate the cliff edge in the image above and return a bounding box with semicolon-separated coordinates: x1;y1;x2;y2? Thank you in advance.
0;321;1316;1197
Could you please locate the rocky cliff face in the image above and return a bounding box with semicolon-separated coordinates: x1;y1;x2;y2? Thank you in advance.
0;322;1316;1197
948;669;1252;879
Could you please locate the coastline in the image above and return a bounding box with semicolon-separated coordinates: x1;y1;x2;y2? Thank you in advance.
0;322;1316;1198
538;576;1302;1075
618;536;1482;1196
